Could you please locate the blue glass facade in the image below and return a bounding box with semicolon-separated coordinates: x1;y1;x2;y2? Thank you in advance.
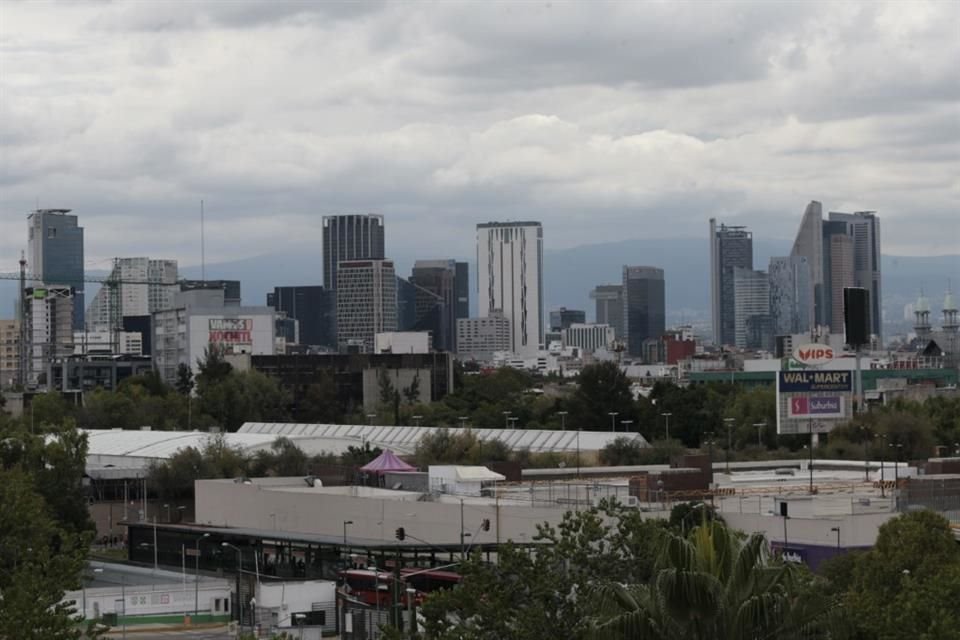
28;210;84;330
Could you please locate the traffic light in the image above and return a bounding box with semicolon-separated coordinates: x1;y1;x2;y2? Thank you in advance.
395;527;406;541
481;519;490;532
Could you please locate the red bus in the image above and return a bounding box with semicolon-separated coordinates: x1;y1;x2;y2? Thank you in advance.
338;567;463;607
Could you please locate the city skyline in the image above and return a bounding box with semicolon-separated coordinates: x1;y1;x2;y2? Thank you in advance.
1;1;958;270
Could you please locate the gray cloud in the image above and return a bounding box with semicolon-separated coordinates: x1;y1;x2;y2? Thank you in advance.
0;0;957;278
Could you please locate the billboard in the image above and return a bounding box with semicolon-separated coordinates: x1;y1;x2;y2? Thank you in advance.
791;343;835;367
777;370;852;393
787;396;844;419
208;318;253;345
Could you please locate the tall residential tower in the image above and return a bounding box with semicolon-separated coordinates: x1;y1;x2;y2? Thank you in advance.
476;221;543;356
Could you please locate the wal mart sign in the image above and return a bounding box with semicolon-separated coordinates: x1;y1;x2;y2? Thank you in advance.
777;370;852;393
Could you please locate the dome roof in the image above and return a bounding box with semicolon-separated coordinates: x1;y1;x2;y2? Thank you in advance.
915;291;930;313
944;290;957;312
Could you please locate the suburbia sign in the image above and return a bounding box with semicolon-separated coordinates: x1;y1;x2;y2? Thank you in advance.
788;396;844;419
791;343;835;366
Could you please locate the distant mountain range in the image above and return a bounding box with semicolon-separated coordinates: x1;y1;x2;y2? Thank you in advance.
2;239;956;338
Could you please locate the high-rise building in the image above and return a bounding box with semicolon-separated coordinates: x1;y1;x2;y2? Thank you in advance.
709;220;753;346
590;284;624;339
336;260;397;353
476;222;544;356
733;268;770;349
790;201;825;328
549;307;586;332
179;280;242;305
822;221;855;335
562;323;615;354
456;312;511;361
24;286;74;386
454;261;470;327
86;258;179;330
623;266;665;358
267;285;334;349
27;209;85;330
828;211;882;342
0;319;19;390
322;214;385;292
768;256;813;336
152;287;276;385
410;259;461;352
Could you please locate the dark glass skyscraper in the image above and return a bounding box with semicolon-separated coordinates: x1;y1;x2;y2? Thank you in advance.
322;214;385;292
27;209;84;330
267;285;334;348
623;266;665;358
709;219;753;346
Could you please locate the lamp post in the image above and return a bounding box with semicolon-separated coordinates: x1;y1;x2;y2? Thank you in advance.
723;418;735;473
608;411;619;432
458;416;469;428
508;416;518;429
222;543;244;630
557;411;568;431
194;533;210;616
660;412;672;441
576;428;581;478
343;520;353;546
412;415;422;427
502;411;511;428
366;413;377;426
890;443;904;511
878;434;887;498
620;419;633;433
82;567;104;620
805;444;814;494
858;425;871;482
753;422;766;448
830;526;841;550
120;573;127;640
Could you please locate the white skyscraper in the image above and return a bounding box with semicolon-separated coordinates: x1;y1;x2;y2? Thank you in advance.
476;222;543;356
86;258;179;330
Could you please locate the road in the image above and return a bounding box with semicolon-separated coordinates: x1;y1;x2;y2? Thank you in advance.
104;627;233;640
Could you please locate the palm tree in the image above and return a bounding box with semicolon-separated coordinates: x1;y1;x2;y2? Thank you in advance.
588;520;835;639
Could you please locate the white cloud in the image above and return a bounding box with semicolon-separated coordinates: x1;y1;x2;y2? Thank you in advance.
0;0;957;277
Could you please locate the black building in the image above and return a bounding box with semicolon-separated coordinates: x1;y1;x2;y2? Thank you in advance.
623;266;665;359
267;286;334;349
180;279;242;304
322;215;385;292
549;307;586;332
252;352;454;418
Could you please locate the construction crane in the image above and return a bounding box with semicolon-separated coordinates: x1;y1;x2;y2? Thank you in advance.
0;257;182;386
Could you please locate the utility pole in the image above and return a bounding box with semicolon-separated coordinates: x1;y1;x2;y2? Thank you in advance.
17;251;27;388
723;418;735;473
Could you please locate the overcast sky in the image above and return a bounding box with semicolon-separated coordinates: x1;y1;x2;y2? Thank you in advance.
1;0;957;272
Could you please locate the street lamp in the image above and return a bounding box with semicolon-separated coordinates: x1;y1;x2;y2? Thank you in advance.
723;418;735;473
660;412;672;441
412;415;422;427
878;434;887;498
194;533;210;615
502;411;511;428
890;443;904;510
557;411;568;431
620;419;633;433
508;417;519;428
366;413;377;426
458;416;469;428
608;412;619;432
830;526;841;550
163;503;171;523
753;422;766;448
343;520;353;546
82;567;104;620
804;445;814;494
222;543;244;630
858;425;871;482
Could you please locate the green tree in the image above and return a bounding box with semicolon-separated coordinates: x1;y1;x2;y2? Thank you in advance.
175;363;195;396
27;392;73;429
569;362;635;431
403;371;421;405
297;372;342;423
420;503;667;640
589;520;834;639
0;468;92;639
842;510;960;640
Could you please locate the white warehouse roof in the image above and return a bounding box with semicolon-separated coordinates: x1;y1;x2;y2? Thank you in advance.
239;423;648;455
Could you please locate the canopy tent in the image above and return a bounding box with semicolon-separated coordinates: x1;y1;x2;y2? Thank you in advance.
360;450;417;475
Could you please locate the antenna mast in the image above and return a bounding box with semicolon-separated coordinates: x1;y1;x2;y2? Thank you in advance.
18;251;28;388
201;199;206;282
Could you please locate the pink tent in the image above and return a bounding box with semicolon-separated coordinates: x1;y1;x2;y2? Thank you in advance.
360;450;417;475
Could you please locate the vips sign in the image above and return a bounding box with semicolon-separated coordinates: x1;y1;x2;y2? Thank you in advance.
208;318;253;345
791;343;835;367
777;370;852;393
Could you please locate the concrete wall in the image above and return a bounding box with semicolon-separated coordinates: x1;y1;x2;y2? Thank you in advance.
196;479;569;545
723;511;895;549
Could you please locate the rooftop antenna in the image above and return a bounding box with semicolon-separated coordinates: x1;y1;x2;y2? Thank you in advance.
200;199;206;282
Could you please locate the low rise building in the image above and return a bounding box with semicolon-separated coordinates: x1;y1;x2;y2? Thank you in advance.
0;319;20;389
456;312;511;362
